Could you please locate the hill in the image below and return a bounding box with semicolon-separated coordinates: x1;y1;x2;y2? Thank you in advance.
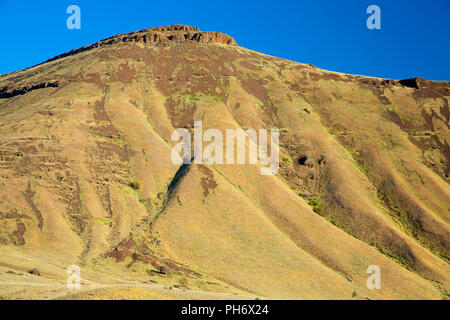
0;24;448;299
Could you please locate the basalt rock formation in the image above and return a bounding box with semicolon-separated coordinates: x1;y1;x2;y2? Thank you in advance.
0;25;449;300
0;80;60;98
44;24;237;65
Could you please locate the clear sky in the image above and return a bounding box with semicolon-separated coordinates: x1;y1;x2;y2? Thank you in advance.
0;0;449;80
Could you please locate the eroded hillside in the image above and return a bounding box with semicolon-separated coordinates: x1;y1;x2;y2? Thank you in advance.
0;24;448;300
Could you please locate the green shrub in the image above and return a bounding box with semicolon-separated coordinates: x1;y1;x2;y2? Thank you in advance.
282;156;293;163
308;198;321;213
128;181;140;190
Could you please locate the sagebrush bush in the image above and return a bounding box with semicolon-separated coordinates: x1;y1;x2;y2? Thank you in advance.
128;181;140;190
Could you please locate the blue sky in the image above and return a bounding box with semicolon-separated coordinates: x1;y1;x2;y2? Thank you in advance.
0;0;449;80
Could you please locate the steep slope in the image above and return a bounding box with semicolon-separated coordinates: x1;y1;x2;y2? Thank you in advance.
0;25;448;299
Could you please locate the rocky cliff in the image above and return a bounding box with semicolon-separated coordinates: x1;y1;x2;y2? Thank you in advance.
44;24;237;64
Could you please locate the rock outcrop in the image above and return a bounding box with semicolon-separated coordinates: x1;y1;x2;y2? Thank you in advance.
0;80;59;98
45;24;237;64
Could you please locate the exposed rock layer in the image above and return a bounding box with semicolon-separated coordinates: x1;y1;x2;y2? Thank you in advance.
45;24;237;64
0;80;59;98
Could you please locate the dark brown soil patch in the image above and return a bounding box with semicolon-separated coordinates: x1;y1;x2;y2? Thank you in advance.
198;165;217;197
23;183;43;231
